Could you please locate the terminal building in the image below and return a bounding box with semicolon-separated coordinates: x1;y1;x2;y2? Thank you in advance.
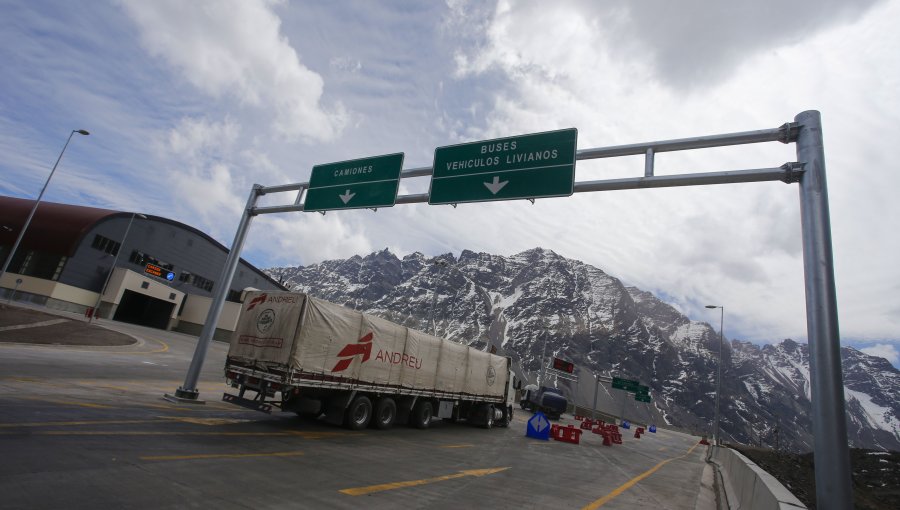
0;195;287;338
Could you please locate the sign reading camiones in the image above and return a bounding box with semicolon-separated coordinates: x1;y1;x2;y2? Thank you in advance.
303;153;404;212
428;128;577;205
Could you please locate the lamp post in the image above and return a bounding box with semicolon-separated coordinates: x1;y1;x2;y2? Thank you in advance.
705;305;724;445
89;212;146;323
0;129;90;284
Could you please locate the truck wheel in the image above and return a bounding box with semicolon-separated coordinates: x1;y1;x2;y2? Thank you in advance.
345;395;372;430
410;400;433;429
499;405;512;428
482;404;494;429
372;397;397;430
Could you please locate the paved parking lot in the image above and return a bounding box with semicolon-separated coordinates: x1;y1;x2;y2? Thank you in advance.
0;307;712;509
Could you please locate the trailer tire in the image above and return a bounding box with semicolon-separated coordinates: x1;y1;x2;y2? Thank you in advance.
410;400;433;429
499;405;512;428
345;395;372;430
372;397;397;430
482;404;494;429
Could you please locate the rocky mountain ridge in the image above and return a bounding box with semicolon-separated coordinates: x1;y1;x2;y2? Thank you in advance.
266;247;900;452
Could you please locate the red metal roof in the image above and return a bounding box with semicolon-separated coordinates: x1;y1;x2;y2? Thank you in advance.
0;195;121;256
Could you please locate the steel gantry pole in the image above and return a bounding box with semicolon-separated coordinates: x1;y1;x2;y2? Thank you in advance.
795;111;853;509
167;185;263;402
705;305;724;445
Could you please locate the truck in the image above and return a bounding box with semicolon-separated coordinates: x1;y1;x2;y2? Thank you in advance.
223;291;518;430
519;384;567;420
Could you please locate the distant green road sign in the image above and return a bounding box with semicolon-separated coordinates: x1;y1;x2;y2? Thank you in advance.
304;153;404;212
635;385;650;395
612;377;639;391
635;394;651;403
428;128;577;205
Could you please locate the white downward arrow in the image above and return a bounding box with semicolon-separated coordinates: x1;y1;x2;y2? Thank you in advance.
483;176;508;195
339;189;356;204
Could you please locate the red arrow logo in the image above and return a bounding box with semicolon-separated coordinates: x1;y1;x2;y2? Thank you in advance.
332;332;374;372
247;293;268;311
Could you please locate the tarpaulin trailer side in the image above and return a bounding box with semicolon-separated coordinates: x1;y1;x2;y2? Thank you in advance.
224;291;517;430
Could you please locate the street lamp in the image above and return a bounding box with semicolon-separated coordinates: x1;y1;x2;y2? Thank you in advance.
705;304;724;446
89;212;146;323
0;129;90;284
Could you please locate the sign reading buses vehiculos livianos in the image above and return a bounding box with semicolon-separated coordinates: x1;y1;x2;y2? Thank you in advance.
429;128;577;205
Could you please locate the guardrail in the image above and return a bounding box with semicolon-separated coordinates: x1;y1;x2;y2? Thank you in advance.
708;446;806;509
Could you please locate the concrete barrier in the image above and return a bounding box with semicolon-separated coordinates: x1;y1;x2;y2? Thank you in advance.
708;446;806;509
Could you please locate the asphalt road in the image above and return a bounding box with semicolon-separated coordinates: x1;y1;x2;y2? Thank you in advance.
0;314;712;510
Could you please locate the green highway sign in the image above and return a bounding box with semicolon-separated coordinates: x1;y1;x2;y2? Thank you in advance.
612;377;639;391
304;153;404;212
428;128;577;205
635;385;650;395
635;394;651;403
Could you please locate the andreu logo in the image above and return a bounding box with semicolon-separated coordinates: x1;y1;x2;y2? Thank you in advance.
332;333;374;372
247;293;268;311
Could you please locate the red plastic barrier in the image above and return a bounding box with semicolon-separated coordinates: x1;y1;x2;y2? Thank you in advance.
580;420;593;430
592;425;605;435
634;429;641;439
552;425;582;444
601;433;612;446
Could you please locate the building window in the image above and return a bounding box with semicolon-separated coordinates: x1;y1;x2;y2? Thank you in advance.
129;250;174;271
141;281;149;289
51;256;67;281
179;270;214;292
227;289;242;303
169;293;176;300
91;234;120;256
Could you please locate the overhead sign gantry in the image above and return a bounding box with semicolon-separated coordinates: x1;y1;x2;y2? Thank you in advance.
165;111;852;509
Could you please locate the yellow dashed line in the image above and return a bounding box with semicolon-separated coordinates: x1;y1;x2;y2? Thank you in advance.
581;442;702;509
27;431;293;437
0;419;162;428
161;417;251;426
141;451;304;462
340;467;509;496
20;396;115;409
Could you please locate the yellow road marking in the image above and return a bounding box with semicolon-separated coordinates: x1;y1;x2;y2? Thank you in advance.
22;431;294;436
581;442;702;509
78;382;131;392
161;417;251;426
20;396;114;409
339;467;509;496
141;451;304;461
0;419;162;428
286;430;361;439
440;444;474;448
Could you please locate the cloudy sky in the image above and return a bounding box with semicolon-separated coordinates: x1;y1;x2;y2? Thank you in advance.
1;0;898;365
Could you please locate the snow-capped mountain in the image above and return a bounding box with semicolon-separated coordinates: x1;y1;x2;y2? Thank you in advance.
266;248;900;452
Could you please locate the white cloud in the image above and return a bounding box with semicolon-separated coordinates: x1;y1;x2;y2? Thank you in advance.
860;344;900;365
438;0;900;343
119;0;347;142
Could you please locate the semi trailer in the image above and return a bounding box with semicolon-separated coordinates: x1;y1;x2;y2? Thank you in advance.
223;291;518;430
